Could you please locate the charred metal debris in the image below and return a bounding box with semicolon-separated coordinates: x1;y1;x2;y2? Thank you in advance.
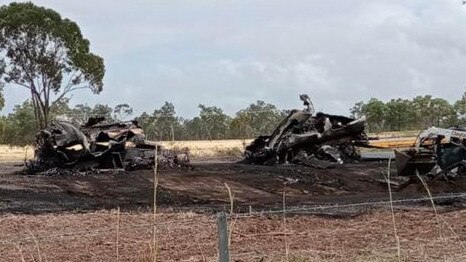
27;117;189;175
395;126;466;177
240;94;369;168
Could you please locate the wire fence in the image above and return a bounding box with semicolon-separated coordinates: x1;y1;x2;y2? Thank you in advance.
0;194;464;246
232;192;466;218
0;216;207;246
0;193;465;261
0;148;465;261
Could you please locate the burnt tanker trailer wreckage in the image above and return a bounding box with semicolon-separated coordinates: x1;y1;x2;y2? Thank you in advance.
241;95;370;168
241;95;466;176
28;117;189;174
27;94;466;178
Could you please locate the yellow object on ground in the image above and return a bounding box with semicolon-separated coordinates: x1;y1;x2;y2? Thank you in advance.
368;137;416;148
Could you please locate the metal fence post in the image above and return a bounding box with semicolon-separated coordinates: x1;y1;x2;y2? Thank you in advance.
217;212;230;262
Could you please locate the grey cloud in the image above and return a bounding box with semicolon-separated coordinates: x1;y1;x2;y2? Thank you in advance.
2;0;466;118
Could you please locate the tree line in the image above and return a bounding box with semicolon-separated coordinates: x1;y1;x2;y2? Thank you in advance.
351;93;466;132
0;92;465;146
0;99;287;145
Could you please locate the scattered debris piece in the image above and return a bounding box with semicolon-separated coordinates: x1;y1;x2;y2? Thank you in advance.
27;117;189;174
240;94;369;168
395;126;466;177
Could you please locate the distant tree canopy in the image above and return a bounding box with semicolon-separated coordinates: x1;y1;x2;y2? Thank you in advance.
351;92;466;132
0;2;105;129
455;92;466;117
0;100;35;145
0;98;71;145
230;100;286;139
137;102;184;141
113;103;133;121
0;92;465;146
66;103;114;124
135;101;285;141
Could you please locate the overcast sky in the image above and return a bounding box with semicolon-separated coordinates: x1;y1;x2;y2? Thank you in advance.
2;0;466;118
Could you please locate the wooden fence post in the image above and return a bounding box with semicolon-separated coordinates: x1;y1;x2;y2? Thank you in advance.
217;212;230;262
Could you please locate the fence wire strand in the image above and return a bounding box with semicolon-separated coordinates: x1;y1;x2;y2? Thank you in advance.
0;216;213;246
232;192;466;218
0;193;464;247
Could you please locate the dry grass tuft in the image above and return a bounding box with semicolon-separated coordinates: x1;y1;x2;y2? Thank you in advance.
152;146;159;262
283;187;289;261
115;206;120;262
224;182;236;248
385;158;402;262
15;244;27;262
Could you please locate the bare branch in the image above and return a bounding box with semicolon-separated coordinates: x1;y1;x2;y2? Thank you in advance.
9;80;32;89
62;72;78;91
50;84;90;109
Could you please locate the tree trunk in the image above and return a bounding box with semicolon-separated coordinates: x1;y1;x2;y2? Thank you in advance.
31;93;44;130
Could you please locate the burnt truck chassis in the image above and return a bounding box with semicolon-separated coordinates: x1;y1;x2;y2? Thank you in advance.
240;95;369;168
28;117;188;174
395;126;466;177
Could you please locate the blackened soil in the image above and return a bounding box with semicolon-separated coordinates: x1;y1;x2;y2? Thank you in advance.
0;158;465;214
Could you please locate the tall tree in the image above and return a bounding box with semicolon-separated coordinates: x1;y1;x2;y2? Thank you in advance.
0;98;74;145
360;98;386;132
91;104;113;120
65;103;113;124
183;117;204;140
455;92;466;116
138;102;183;141
349;101;364;118
412;95;456;128
384;99;413;131
230;100;285;138
137;112;156;140
198;104;230;140
1;100;36;145
152;102;182;141
455;91;466;125
67;103;93;124
0;2;105;129
113;103;133;120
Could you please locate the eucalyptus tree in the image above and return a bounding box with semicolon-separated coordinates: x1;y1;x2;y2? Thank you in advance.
0;2;105;129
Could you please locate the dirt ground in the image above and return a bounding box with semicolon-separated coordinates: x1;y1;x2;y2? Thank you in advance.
0;156;465;261
0;157;465;214
0;209;465;261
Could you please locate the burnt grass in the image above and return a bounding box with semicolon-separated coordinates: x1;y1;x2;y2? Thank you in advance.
0;157;465;215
